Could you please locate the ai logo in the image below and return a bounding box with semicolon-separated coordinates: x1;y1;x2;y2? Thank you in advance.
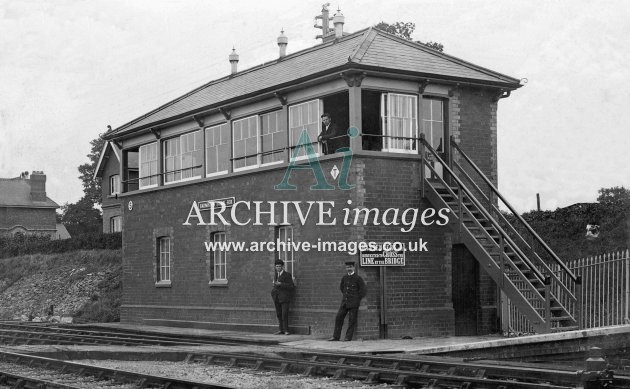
274;127;358;191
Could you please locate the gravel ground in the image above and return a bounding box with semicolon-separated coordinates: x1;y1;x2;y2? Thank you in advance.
76;359;396;388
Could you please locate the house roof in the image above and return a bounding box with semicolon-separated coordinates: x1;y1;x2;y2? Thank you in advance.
107;27;521;140
55;223;71;240
94;141;121;180
0;178;59;208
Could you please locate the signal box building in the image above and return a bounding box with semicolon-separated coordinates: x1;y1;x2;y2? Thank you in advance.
104;15;579;337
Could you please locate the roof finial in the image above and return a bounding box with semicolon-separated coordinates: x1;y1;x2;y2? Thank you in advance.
277;29;288;58
229;47;239;75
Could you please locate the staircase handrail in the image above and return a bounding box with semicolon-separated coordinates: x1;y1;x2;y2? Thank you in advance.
450;152;576;302
420;135;545;283
452;159;530;246
450;139;578;283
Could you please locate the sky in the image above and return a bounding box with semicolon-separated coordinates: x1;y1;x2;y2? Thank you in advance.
1;0;629;213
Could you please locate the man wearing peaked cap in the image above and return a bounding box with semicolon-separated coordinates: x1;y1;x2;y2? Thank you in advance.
328;261;367;341
271;259;295;335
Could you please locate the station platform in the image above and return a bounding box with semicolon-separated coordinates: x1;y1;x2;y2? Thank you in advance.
81;322;630;357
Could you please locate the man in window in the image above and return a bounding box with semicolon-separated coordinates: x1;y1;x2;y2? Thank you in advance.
318;113;346;155
271;259;295;335
328;261;367;341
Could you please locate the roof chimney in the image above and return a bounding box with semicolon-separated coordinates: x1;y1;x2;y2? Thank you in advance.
333;9;345;39
29;171;47;202
277;29;288;58
229;47;239;75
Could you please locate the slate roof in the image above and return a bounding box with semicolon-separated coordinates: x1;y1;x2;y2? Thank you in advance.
0;178;59;208
108;27;520;139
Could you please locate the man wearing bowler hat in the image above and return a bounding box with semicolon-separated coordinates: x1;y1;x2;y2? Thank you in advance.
271;259;294;335
328;261;367;341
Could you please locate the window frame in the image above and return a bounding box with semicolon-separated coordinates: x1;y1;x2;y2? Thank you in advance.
232;115;260;172
421;97;446;151
163;130;203;185
205;123;230;177
276;225;294;276
288;99;322;161
157;237;171;284
139;142;159;189
109;174;120;196
259;110;285;167
211;232;228;283
380;93;419;154
110;215;122;233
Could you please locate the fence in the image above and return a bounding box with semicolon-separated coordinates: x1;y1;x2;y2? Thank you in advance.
506;249;630;333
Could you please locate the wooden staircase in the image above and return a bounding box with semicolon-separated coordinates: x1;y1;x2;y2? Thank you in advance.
419;135;581;333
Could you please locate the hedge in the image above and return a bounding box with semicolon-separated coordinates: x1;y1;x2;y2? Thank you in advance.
0;232;122;259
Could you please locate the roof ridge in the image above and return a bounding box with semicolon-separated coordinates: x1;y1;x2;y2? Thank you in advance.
371;28;520;84
348;27;378;63
111;29;371;135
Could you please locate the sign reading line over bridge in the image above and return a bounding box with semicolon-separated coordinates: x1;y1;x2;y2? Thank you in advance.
360;247;406;266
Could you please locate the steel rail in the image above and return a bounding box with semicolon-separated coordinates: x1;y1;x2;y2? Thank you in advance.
0;322;270;346
0;350;236;389
183;350;629;389
0;324;228;347
0;328;192;347
0;369;85;389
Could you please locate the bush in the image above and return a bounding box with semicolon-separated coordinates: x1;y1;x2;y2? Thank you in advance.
0;232;122;259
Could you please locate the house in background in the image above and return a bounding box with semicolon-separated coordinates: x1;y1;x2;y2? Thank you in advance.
0;171;59;238
94;141;128;233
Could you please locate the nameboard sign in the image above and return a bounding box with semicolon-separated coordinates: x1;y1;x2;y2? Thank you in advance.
360;249;406;266
198;197;235;210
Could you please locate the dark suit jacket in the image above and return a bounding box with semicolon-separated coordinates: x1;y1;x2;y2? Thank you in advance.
271;271;295;303
319;122;347;154
339;273;367;308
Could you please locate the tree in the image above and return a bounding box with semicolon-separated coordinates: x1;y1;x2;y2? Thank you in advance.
59;198;102;236
58;133;106;236
597;186;630;207
374;21;415;40
78;136;106;205
374;21;444;52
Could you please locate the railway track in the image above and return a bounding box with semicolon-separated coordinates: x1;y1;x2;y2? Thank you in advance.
0;321;627;388
0;350;235;389
181;349;628;388
0;322;265;347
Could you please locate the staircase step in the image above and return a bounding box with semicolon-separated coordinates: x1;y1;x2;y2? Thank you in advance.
551;315;574;322
551;326;579;332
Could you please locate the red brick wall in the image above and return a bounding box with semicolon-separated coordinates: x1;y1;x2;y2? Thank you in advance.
454;87;498;184
1;207;56;235
121;155;458;338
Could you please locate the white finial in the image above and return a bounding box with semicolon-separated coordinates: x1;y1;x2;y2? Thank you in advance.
277;29;288;58
229;47;239;75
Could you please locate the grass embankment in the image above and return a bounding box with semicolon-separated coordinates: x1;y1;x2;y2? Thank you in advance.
0;249;121;322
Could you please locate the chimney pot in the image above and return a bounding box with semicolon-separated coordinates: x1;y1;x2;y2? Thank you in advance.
277;29;288;58
229;47;239;75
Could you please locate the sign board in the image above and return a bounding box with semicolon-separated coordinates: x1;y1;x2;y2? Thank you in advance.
198;197;235;210
360;249;405;266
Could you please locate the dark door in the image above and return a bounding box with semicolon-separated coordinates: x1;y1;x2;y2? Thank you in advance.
452;245;479;335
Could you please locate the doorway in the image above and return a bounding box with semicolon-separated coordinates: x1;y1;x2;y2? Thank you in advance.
452;244;480;335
